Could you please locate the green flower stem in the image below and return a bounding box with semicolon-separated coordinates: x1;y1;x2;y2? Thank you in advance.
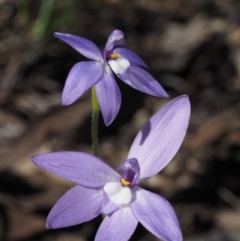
91;87;99;156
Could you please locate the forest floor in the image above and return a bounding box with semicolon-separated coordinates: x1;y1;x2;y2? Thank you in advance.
1;0;240;240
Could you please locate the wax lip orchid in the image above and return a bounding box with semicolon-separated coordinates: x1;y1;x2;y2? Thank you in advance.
54;29;168;126
31;96;190;241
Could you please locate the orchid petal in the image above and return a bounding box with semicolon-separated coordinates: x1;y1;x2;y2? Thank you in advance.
31;152;120;188
102;182;131;215
105;30;125;52
104;182;131;205
54;32;103;61
108;58;130;77
131;188;183;241
95;207;138;241
115;47;148;68
120;66;168;97
101;191;119;215
128;96;190;180
62;61;103;105
95;65;121;126
47;185;102;228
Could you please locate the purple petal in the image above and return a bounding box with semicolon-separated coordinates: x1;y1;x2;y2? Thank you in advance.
108;58;130;80
101;181;132;215
95;65;121;126
54;32;103;61
131;188;183;241
47;185;103;228
104;30;125;52
101;190;119;215
95;207;138;241
128;96;190;180
62;61;103;105
120;66;168;97
115;47;148;68
31;152;120;188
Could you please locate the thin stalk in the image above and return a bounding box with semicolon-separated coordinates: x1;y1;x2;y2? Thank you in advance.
91;87;99;156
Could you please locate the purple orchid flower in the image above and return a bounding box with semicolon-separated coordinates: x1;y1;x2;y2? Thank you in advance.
31;96;190;241
54;29;168;126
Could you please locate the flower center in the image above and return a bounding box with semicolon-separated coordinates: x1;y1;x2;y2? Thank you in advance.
118;158;140;187
101;159;140;215
121;178;131;186
110;52;119;60
102;182;131;215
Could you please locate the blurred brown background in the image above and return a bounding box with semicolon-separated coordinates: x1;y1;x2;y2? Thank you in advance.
0;0;240;240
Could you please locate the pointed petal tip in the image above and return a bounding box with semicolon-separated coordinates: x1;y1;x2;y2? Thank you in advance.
168;95;190;110
112;29;123;34
46;218;57;229
102;112;115;126
100;104;118;126
31;154;40;165
144;87;169;98
53;32;65;38
102;111;116;126
104;119;112;126
31;153;51;169
174;95;190;109
177;94;189;99
161;92;169;98
53;32;59;37
151;87;169;98
61;97;72;106
100;106;118;126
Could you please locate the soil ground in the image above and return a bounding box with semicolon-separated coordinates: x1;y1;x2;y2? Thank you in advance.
1;0;240;240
